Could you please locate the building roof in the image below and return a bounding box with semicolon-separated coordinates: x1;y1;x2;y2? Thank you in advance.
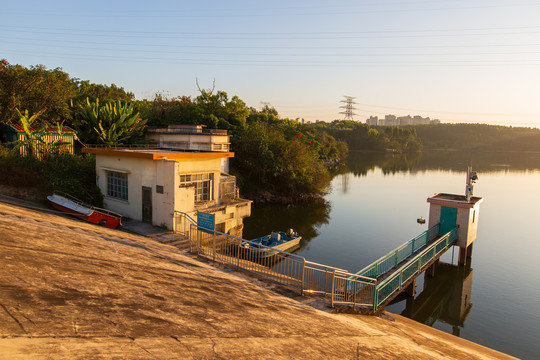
82;147;234;160
427;193;484;208
6;124;76;134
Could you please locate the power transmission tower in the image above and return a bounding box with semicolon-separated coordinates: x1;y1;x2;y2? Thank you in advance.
339;96;357;120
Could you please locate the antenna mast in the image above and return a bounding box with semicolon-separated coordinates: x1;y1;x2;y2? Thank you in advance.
465;166;478;202
339;96;357;120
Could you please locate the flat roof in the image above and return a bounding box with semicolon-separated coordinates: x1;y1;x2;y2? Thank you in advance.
82;147;234;160
427;193;484;208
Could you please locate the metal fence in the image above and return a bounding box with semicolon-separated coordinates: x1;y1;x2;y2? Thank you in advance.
355;224;441;279
372;227;457;310
173;211;198;240
188;224;377;308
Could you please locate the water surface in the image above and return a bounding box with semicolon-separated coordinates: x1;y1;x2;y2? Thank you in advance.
243;151;540;359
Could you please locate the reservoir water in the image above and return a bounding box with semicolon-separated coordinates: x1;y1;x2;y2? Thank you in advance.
243;151;540;359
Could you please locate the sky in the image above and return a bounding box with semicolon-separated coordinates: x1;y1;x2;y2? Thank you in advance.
2;0;540;127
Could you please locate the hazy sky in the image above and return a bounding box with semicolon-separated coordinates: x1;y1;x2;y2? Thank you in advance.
2;1;540;127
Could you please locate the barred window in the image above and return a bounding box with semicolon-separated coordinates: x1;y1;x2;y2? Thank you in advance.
180;173;213;201
107;171;128;201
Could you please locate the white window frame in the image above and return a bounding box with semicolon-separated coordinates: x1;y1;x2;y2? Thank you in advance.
180;173;213;202
106;170;128;201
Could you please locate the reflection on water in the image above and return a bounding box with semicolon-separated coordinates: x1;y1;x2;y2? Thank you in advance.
243;150;540;359
391;262;473;337
346;150;540;177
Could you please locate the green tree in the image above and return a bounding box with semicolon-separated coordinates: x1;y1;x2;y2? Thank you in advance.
74;80;133;103
0;61;76;128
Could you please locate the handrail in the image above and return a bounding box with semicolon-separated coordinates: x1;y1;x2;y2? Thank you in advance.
173;210;197;225
184;221;456;312
373;227;458;310
355;223;440;279
304;260;349;274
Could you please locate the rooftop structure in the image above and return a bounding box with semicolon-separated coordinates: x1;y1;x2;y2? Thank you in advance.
146;124;232;172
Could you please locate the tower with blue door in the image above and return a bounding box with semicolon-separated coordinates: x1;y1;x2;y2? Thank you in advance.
427;167;483;266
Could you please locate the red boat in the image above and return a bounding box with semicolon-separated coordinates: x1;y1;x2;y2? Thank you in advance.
47;192;122;229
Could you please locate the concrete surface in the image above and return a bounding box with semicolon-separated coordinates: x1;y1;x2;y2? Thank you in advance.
0;201;516;359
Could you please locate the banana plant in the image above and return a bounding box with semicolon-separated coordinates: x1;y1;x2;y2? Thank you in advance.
13;109;69;157
77;98;147;145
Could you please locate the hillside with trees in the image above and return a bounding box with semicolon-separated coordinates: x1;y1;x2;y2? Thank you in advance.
412;124;540;152
310;120;422;152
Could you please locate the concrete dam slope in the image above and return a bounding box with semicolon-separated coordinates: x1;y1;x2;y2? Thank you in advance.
0;201;515;359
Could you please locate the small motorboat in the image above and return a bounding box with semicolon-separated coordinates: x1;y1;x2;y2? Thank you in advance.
47;192;122;229
240;229;302;258
417;216;426;224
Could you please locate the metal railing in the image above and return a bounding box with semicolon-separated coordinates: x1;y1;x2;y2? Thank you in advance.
185;222;458;312
173;211;198;240
355;224;441;279
372;227;458;310
188;224;377;305
147;127;228;135
331;272;377;309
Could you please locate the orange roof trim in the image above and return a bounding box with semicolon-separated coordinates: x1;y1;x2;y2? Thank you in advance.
82;147;234;160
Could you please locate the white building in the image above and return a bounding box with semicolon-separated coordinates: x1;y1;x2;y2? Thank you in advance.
82;147;251;237
397;115;412;125
146;124;232;172
384;115;398;126
366;116;378;126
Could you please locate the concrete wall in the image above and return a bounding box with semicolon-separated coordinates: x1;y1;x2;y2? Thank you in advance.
427;201;481;248
95;154;249;233
96;155;157;222
456;205;480;248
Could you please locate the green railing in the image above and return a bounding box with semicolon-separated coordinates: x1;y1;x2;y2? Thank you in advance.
372;227;458;310
355;224;441;280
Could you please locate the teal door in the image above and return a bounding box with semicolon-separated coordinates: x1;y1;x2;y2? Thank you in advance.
440;206;457;236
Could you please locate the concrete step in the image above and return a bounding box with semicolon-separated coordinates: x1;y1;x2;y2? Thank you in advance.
168;239;191;250
151;233;188;244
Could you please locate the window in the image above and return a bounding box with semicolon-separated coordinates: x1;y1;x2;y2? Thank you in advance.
107;171;128;201
180;173;213;201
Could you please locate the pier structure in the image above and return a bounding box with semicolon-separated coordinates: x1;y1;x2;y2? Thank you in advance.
183;168;483;314
347;168;483;313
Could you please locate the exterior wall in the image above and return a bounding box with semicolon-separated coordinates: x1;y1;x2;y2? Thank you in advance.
427;199;481;248
96;155;158;222
427;204;441;230
176;157;223;205
202;201;252;237
94;152;250;233
456;205;480;248
152;160;178;228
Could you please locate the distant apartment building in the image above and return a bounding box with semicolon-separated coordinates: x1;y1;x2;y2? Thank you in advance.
366;116;378;126
397;115;412;125
366;114;441;126
384;115;399;126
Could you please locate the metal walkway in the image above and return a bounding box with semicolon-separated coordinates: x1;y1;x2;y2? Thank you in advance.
182;219;457;314
348;223;458;312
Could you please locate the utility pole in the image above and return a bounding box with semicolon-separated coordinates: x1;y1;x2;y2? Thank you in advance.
339;96;357;120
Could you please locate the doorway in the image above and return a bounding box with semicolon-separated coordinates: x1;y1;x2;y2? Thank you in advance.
142;186;152;224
